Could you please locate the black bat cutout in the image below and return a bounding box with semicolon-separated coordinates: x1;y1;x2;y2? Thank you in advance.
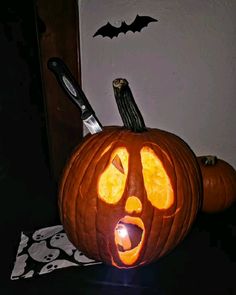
93;14;158;39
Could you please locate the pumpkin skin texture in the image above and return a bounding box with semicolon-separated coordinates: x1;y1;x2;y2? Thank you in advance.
58;78;202;268
197;156;236;213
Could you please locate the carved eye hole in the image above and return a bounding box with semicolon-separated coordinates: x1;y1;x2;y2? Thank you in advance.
98;148;129;204
141;146;174;209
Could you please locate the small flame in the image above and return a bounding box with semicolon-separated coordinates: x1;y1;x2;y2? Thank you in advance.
114;217;145;266
118;227;128;238
115;224;131;251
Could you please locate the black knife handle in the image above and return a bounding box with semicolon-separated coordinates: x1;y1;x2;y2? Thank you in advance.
47;57;93;120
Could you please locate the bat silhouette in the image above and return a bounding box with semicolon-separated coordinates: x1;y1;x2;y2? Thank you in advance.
93;15;158;39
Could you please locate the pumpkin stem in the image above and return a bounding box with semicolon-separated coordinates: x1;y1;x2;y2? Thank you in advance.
113;78;147;132
201;156;218;166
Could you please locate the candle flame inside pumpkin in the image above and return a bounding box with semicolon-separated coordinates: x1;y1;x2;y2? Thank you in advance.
114;216;145;266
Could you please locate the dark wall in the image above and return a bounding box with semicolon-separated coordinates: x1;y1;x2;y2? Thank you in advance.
0;1;48;182
0;0;60;283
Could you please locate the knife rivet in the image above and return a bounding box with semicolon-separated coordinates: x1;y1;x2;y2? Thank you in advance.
82;105;86;110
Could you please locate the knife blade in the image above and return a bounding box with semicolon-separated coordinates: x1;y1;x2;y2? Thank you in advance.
47;57;103;134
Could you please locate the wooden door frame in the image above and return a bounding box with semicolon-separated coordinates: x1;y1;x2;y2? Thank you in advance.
36;0;83;182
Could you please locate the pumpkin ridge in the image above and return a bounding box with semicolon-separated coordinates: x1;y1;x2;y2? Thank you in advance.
128;133;153;265
60;152;82;230
151;132;181;258
62;129;118;256
172;140;192;243
228;169;236;204
136;138;154;265
223;166;236;208
176;139;201;241
95;129;130;262
77;129;122;260
79;137;112;260
59;151;84;225
140;131;169;262
59;132;100;226
152;133;193;258
162;135;198;250
96;129;129;262
140;207;155;265
74;140;108;253
141;131;177;261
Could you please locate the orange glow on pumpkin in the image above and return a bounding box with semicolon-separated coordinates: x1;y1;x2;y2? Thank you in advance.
125;196;142;214
141;146;174;209
98;147;129;204
98;145;175;266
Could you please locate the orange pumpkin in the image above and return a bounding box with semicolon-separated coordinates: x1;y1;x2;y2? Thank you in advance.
59;78;202;268
197;156;236;213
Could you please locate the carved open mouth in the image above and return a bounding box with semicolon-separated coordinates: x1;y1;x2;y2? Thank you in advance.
114;216;145;266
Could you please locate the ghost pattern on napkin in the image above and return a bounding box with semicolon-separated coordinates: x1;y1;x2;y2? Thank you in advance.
11;225;101;280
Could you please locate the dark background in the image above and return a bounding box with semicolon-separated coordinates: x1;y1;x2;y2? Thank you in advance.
0;1;235;294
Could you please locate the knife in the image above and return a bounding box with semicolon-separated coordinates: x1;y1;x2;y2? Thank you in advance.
47;57;103;134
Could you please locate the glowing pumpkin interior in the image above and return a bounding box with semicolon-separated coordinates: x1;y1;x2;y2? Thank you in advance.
98;147;129;204
97;146;174;266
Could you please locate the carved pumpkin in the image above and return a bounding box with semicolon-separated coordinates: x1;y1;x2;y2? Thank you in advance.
59;78;202;268
197;156;236;213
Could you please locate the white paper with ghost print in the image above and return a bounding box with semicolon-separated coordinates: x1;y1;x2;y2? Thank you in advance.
32;225;63;241
39;259;79;275
17;233;29;255
28;241;60;262
11;254;28;279
11;225;102;280
50;232;76;256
